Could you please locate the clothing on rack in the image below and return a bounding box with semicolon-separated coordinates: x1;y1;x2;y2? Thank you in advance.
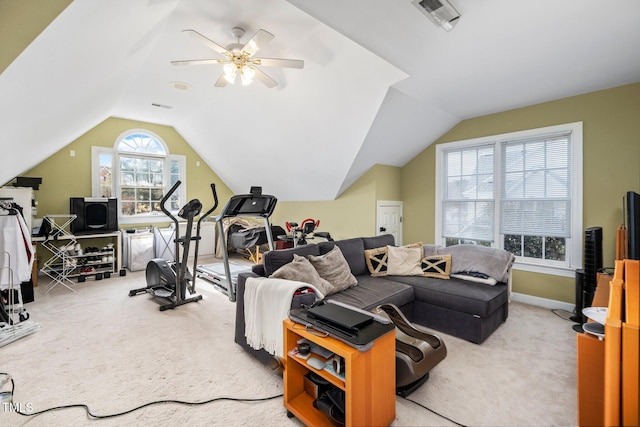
0;213;34;288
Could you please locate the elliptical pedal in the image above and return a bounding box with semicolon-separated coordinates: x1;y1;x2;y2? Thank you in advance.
150;287;174;298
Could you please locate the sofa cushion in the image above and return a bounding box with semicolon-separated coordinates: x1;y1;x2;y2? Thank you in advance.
387;245;423;276
308;245;358;292
326;275;414;311
364;246;388;276
388;275;508;318
421;254;452;279
263;244;321;276
269;254;333;296
364;242;424;277
318;237;367;276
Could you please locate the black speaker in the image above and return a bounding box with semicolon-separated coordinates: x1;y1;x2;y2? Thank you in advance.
584;227;603;293
70;198;118;235
627;191;640;260
570;269;589;323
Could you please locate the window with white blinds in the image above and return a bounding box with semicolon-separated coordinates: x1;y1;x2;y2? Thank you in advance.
443;144;495;244
501;132;571;237
436;122;583;276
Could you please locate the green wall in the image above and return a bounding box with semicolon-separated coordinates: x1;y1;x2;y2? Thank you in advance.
272;164;402;241
22;117;233;223
401;82;640;303
17;83;640;304
0;0;72;74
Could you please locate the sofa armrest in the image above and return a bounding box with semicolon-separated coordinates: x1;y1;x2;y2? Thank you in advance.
251;264;266;276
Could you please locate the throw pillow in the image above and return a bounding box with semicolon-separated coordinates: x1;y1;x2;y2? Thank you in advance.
364;242;424;277
307;245;357;294
364;246;389;277
421;254;452;279
269;254;332;296
386;245;423;276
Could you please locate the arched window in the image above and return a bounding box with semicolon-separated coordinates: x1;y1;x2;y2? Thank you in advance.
92;130;186;224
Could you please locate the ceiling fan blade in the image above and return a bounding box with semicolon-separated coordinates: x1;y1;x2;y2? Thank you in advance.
241;29;274;57
251;57;304;69
253;68;278;88
214;73;229;87
182;29;230;56
171;59;226;66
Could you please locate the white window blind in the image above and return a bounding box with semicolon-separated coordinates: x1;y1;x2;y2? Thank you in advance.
500;132;572;237
443;144;495;242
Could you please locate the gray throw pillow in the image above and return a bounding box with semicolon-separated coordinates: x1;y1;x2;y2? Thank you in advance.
269;254;333;297
308;245;358;294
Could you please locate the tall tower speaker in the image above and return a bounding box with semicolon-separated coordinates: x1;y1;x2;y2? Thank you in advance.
571;227;603;327
584;227;603;295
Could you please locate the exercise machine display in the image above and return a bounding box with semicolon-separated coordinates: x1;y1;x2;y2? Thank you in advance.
196;186;277;302
128;181;218;311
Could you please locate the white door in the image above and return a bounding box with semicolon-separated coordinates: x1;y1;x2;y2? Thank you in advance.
376;201;403;245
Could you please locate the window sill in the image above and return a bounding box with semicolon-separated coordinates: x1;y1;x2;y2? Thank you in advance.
513;261;576;278
118;214;176;226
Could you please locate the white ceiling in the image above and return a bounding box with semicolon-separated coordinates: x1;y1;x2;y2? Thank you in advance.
1;0;639;200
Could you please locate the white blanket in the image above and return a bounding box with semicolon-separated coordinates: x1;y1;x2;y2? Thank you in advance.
244;277;323;357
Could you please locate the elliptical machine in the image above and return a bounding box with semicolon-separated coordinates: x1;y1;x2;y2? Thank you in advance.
128;181;218;311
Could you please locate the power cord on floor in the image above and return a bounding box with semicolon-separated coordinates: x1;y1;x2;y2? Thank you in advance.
402;395;467;427
0;373;282;420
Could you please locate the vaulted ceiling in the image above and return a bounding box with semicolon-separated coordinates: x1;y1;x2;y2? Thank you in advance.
1;0;639;201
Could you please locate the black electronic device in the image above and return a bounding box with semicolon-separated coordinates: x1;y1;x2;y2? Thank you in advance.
583;227;602;293
13;176;42;190
290;302;394;351
627;191;640;260
307;303;373;332
70;197;118;235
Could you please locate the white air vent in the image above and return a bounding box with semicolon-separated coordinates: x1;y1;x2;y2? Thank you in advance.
151;103;172;109
412;0;461;31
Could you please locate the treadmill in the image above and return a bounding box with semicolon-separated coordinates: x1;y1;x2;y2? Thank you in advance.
196;186;277;302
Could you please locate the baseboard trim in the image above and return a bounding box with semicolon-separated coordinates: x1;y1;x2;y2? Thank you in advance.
511;292;574;313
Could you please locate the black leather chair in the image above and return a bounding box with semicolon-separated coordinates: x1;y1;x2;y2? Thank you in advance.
372;303;447;396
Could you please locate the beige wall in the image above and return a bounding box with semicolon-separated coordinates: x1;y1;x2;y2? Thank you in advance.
272;164;402;241
0;0;72;74
17;83;640;304
401;82;640;302
21;117;233;224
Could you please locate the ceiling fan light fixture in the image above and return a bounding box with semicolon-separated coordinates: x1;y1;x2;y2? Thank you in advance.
412;0;461;31
223;63;237;84
172;27;303;88
240;65;255;86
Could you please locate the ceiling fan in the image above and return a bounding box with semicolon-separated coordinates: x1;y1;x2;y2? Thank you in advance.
171;27;304;88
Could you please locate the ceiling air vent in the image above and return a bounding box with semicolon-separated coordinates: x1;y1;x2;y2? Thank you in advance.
412;0;461;31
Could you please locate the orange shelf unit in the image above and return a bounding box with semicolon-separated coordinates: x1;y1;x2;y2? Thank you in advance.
283;319;396;427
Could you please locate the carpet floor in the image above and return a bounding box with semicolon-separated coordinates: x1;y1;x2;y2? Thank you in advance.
1;261;578;426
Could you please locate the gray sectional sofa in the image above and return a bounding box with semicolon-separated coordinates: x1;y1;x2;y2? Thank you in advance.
234;234;514;365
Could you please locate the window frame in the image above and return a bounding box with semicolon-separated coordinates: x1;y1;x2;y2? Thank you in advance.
91;130;186;225
435;122;583;278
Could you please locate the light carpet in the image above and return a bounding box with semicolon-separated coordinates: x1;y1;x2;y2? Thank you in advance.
1;266;578;426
